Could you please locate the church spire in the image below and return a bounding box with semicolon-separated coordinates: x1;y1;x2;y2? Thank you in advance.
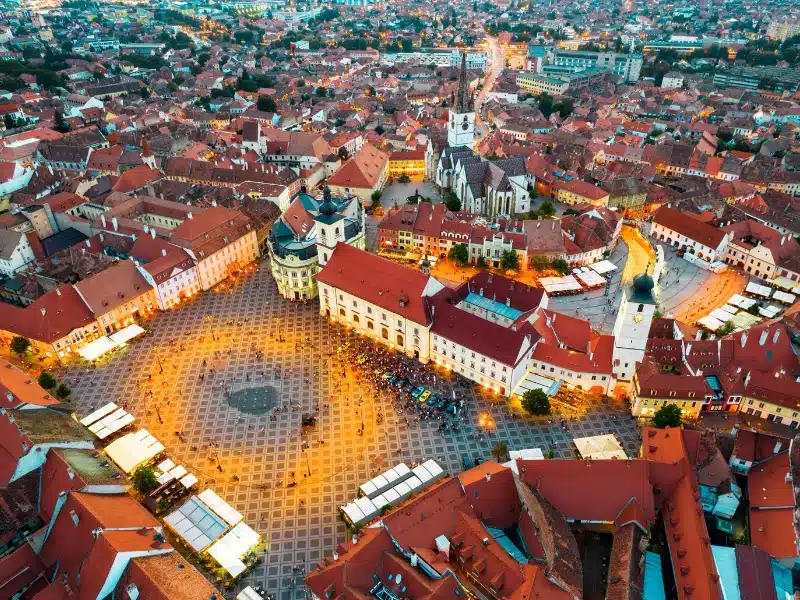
454;51;472;113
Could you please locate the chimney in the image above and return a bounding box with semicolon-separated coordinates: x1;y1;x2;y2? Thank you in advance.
188;212;193;220
773;328;781;344
85;239;91;248
40;308;46;316
485;472;492;482
479;287;484;296
112;216;118;231
144;225;149;234
100;214;106;228
162;248;167;257
759;329;769;346
740;331;748;348
56;289;61;296
686;342;692;356
151;228;156;239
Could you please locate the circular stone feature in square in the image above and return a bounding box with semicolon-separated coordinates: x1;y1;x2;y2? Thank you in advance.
228;385;279;414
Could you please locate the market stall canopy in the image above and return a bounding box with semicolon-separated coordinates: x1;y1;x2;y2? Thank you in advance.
207;522;261;577
104;429;165;473
198;488;243;527
78;336;119;361
108;323;146;345
164;495;229;552
573;434;627;460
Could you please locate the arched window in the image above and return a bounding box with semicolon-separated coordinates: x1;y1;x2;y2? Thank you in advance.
397;334;404;347
381;327;389;340
353;315;360;324
339;308;346;317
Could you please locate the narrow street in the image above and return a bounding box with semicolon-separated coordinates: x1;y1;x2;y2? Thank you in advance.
474;33;505;141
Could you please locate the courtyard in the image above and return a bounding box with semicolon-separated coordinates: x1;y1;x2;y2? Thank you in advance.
59;265;641;599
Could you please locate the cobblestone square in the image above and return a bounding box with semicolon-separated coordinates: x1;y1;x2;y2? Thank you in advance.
62;265;641;599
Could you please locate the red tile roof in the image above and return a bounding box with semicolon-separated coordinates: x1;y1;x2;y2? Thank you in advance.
748;453;793;509
111;165;161;193
652;206;727;249
0;285;94;344
316;244;434;325
749;508;797;558
327;143;388;189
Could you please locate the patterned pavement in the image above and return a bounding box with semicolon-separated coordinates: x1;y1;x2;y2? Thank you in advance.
61;264;642;599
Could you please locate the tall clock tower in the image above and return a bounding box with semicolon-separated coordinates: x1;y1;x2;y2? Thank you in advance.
447;52;475;149
612;273;657;381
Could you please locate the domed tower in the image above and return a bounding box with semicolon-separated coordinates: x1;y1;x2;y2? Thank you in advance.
612;272;658;382
314;186;343;267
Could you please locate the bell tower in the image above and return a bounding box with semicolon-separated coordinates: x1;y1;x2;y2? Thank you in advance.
447;52;475;149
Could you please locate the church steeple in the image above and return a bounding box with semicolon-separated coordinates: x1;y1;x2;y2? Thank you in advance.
454;51;473;113
447;51;475;149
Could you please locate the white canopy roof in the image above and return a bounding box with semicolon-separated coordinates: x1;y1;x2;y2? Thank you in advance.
728;294;756;309
539;275;582;293
157;459;176;472
78;336;119;361
575;270;607;288
773;291;796;305
697;315;724;331
104;429;164;474
770;276;796;291
573;434;627;460
198;489;243;527
746;282;772;298
759;305;782;318
180;473;199;489
237;587;262;600
108;323;146;345
207;522;261;577
589;260;617;274
164;496;228;552
709;308;735;322
80;402;118;426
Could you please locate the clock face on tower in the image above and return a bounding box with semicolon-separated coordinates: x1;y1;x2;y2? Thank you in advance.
633;315;644;324
462;122;469;130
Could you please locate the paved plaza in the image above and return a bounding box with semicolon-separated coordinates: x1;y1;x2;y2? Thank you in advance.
550;227;747;334
61;265;641;598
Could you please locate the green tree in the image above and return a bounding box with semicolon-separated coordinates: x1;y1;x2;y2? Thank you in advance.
133;466;159;494
476;256;488;268
521;389;550;415
53;110;70;133
492;441;509;462
530;255;551;271
718;321;736;336
444;191;461;211
337;147;349;161
314;86;328;97
10;336;30;356
448;243;469;266
398;173;411;184
370;190;383;204
37;371;57;390
552;258;569;274
3;114;14;130
537;200;555;218
257;95;277;113
653;403;682;428
500;250;520;271
54;383;71;399
374;125;385;135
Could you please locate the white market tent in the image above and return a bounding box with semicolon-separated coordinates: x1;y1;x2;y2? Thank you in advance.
730;312;761;329
573;434;627;460
697;316;724;331
589;260;617;274
718;304;738;316
198;489;243;527
575;269;607;288
759;305;782;318
164;496;228;552
157;459;176;472
770;277;796;291
108;323;146;345
539;276;582;294
170;465;188;479
157;471;174;485
412;460;445;487
180;473;199;489
80;402;118;426
709;308;736;323
504;448;545;474
207;522;261;578
237;588;262;600
746;282;772;298
773;291;796;305
728;294;757;310
88;408;135;440
78;336;119;361
104;429;165;474
359;463;411;499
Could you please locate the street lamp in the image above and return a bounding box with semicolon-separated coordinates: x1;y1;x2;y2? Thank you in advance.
205;316;216;342
155;404;163;424
155;351;164;374
209;440;223;472
305;449;312;477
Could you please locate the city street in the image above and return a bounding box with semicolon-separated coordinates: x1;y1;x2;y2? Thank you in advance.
60;264;640;599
